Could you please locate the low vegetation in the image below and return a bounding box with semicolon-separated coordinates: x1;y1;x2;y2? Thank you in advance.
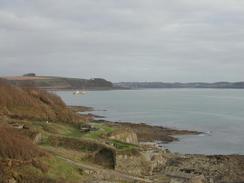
4;75;114;90
0;79;81;123
109;139;138;151
43;156;84;182
0;124;44;160
83;123;114;139
45;135;113;153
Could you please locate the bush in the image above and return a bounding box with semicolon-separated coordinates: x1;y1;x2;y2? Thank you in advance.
0;124;45;160
0;79;80;123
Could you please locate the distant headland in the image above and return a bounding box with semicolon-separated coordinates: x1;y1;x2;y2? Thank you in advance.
114;81;244;89
2;73;116;90
2;73;244;90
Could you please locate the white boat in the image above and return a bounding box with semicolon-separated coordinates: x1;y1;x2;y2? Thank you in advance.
73;90;87;95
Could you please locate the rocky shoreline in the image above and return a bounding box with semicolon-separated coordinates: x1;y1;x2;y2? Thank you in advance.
95;119;201;143
73;105;244;183
69;106;203;143
71;105;201;144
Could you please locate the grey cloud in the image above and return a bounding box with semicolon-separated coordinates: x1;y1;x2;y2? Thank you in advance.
0;0;244;82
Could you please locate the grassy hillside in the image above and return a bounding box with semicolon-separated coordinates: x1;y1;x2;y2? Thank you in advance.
4;75;114;90
0;123;87;183
0;124;45;160
0;79;80;123
0;79;101;182
0;80;132;182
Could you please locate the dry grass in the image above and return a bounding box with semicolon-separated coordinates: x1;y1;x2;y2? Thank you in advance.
0;124;45;160
0;78;80;123
46;135;111;152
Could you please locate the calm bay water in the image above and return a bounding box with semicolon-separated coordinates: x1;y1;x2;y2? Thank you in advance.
56;89;244;155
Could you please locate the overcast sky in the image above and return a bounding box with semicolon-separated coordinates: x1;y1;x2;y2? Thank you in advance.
0;0;244;82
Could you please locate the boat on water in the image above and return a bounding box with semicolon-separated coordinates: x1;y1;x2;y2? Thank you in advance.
73;90;87;95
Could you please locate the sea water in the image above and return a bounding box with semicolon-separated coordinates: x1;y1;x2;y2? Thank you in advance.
56;89;244;155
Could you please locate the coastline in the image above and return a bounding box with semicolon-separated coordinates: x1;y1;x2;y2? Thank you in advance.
61;88;244;155
71;105;201;144
95;119;201;144
70;105;244;182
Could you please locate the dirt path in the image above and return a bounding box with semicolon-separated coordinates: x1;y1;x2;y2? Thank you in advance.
57;156;152;183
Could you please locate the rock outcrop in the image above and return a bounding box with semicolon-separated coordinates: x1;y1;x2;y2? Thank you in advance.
109;128;138;144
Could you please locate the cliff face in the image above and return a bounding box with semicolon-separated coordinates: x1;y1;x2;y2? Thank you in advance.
0;79;80;123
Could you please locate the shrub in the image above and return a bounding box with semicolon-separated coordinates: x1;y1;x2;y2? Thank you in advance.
0;79;80;123
0;124;45;160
